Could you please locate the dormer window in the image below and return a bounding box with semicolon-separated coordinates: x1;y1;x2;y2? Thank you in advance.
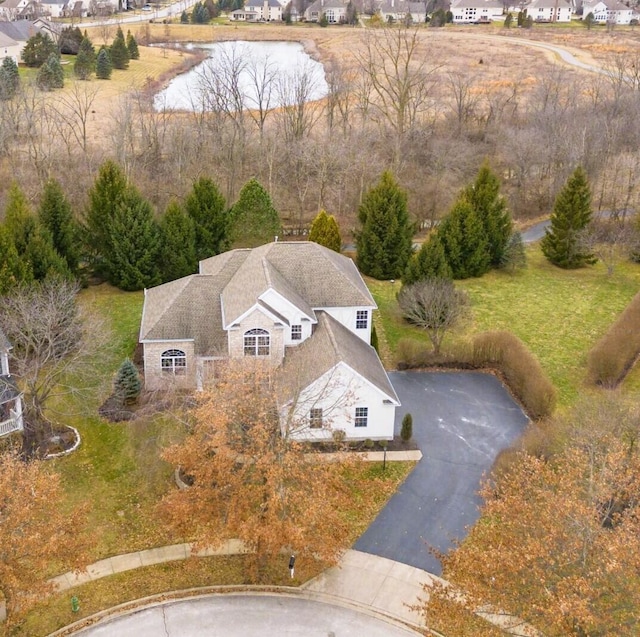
244;329;270;356
356;310;368;330
291;325;302;341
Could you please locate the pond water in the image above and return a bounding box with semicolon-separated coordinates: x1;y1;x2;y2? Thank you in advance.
154;41;329;112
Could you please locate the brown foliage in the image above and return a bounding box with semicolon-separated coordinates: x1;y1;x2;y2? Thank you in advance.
159;363;357;581
0;448;90;624
587;291;640;387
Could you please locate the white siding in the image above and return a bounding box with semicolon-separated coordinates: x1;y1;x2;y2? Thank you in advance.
321;306;373;343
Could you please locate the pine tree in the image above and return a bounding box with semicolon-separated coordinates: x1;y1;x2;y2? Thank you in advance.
180;9;189;22
0;56;20;100
0;224;31;294
541;166;595;269
309;210;342;252
105;189;161;291
84;160;130;278
438;198;490;279
21;32;56;68
500;231;527;273
401;413;413;442
160;200;198;282
4;182;37;255
114;358;141;405
403;235;452;285
184;177;229;260
36;53;64;91
126;31;140;60
230;178;281;248
464;162;512;267
356;171;414;280
110;27;130;70
38;179;80;275
74;37;96;80
95;47;113;80
24;226;71;281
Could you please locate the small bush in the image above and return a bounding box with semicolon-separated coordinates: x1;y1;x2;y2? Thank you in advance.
587;291;640;387
114;358;142;405
363;438;375;449
371;323;379;355
472;331;556;419
396;338;472;370
401;413;413;442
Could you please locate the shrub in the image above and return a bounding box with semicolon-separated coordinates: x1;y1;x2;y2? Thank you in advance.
401;413;413;442
371;323;379;355
363;438;375;449
396;337;472;370
114;358;142;405
587;291;640;387
472;331;556;419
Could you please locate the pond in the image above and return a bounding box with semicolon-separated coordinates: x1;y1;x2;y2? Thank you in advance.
154;40;329;112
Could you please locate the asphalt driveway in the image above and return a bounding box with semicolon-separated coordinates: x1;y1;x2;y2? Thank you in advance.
355;371;529;575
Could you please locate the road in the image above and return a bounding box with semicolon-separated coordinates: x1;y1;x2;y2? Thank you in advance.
72;594;419;636
355;371;529;575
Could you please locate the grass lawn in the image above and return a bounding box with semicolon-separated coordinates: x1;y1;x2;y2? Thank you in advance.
370;245;640;407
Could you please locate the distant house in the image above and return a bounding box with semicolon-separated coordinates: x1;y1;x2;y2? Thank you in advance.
450;0;503;22
0;328;24;439
0;0;36;20
139;241;399;441
39;0;68;18
523;0;572;21
231;0;283;20
304;0;347;23
230;7;260;20
379;0;426;22
582;0;632;23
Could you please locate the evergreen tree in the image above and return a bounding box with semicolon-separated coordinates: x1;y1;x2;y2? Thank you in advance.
0;225;31;294
345;0;358;24
356;171;414;280
74;37;96;80
180;9;189;22
36;53;64;91
308;209;342;252
23;226;71;281
110;27;130;70
401;413;413;442
0;56;20;100
38;179;80;275
4;182;37;255
160;200;198;282
114;358;141;405
230;178;281;248
126;31;140;60
58;26;83;54
541;166;596;269
403;235;452;285
464;162;512;267
96;47;113;80
84;160;130;278
438;198;490;279
191;2;210;23
21;32;56;68
500;231;527;273
185;177;229;260
584;11;595;28
319;12;329;26
504;12;513;27
105;189;161;291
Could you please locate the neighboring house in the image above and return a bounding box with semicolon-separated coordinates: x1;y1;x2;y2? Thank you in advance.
523;0;572;21
234;0;283;20
450;0;503;22
0;30;20;61
0;0;36;20
0;19;39;60
379;0;426;22
304;0;347;23
39;0;68;17
139;241;400;441
0;328;24;438
582;0;632;23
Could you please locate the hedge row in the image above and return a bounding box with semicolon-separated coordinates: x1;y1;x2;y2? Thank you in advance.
396;330;557;420
587;292;640;388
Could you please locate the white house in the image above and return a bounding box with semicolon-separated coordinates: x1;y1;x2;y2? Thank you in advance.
450;0;503;23
139;241;400;441
582;0;632;23
233;0;283;20
379;0;427;23
0;20;40;61
0;0;35;20
39;0;68;18
0;31;21;62
0;328;24;438
523;0;572;21
304;0;347;23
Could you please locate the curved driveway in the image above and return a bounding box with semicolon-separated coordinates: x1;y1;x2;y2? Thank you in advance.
355;371;529;575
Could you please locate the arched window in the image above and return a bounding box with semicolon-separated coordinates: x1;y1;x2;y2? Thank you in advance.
244;329;270;357
161;349;186;375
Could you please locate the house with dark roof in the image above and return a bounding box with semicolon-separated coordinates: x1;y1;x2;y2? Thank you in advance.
304;0;347;23
139;241;399;441
0;328;24;438
378;0;426;23
231;0;282;20
524;0;572;21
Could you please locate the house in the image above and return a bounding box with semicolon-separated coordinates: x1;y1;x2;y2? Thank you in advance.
0;30;20;61
232;0;283;20
582;0;632;23
304;0;347;23
450;0;503;23
0;328;24;438
139;241;400;441
0;0;36;20
38;0;68;18
0;20;39;60
379;0;426;23
523;0;572;21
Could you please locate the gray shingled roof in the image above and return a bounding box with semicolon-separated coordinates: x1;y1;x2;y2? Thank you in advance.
0;20;38;41
526;0;571;8
306;0;346;12
450;0;502;8
278;311;398;405
379;0;426;14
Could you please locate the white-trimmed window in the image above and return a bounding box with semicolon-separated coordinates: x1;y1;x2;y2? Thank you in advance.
356;310;368;330
161;349;186;375
355;406;368;428
244;328;270;356
291;325;302;341
309;407;323;429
